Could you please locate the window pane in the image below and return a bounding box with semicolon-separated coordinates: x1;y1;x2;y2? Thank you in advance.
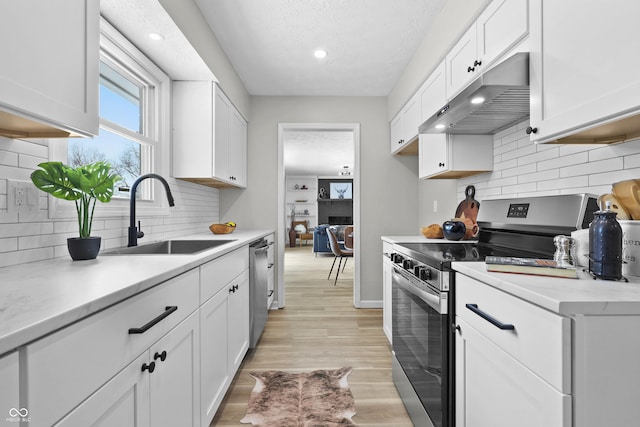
68;129;141;198
99;62;142;133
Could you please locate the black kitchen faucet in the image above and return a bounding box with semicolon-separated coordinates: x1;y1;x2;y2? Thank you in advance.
128;174;175;247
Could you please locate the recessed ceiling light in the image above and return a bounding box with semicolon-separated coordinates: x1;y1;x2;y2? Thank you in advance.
314;49;328;59
148;32;165;41
435;124;446;129
471;96;485;105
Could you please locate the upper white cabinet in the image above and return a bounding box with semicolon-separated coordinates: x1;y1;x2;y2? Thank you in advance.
0;0;99;138
418;61;447;125
173;81;248;188
446;0;529;98
529;0;640;143
390;93;420;155
419;134;493;179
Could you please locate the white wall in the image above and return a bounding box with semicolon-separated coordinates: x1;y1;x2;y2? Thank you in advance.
456;120;640;200
220;96;419;303
0;136;220;268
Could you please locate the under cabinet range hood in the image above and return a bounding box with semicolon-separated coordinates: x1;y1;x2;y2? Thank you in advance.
420;52;530;135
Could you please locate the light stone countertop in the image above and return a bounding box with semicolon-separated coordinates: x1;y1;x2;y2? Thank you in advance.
453;262;640;316
382;235;477;244
0;229;272;356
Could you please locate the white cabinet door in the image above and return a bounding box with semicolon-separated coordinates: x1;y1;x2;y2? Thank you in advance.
0;0;99;137
200;290;229;427
446;25;479;98
389;114;403;153
382;255;393;344
401;94;420;145
214;89;231;182
227;270;250;373
418;60;447;124
419;134;492;179
477;0;529;70
455;318;571;427
529;0;640;143
54;353;150;427
149;311;200;427
0;351;19;422
229;108;248;187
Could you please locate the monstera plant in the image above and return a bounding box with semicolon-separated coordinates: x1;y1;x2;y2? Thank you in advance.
31;161;120;260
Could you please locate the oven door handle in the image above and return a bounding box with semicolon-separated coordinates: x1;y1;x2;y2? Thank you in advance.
392;267;444;313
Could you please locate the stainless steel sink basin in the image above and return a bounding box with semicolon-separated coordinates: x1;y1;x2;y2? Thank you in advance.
104;239;236;255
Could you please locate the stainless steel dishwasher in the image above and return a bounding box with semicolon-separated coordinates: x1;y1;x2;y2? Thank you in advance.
249;238;269;348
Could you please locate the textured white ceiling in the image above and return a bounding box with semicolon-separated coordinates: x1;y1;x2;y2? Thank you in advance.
284;130;354;177
194;0;446;96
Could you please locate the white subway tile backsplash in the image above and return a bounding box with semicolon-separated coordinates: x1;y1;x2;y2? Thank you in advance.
459;120;640;201
0;137;221;268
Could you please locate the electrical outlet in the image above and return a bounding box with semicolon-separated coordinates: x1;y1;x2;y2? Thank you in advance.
15;187;25;206
8;180;38;215
433;200;438;213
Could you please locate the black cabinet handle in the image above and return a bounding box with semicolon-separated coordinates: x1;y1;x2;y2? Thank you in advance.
474;59;482;67
465;304;514;330
467;66;475;73
141;361;156;373
128;306;178;334
154;351;167;362
229;285;238;293
438;162;445;167
526;126;538;135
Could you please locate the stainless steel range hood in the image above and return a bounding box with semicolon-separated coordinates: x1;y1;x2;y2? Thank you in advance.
419;52;529;135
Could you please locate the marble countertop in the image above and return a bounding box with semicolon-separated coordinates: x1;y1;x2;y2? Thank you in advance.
453;262;640;316
0;229;272;356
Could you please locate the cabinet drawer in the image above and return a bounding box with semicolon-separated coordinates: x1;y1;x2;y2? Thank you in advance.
456;274;571;393
200;246;249;303
26;268;199;427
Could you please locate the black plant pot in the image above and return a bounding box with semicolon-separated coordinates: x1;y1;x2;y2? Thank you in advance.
67;237;101;261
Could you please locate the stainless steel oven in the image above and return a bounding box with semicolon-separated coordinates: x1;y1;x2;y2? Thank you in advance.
390;193;598;427
391;249;452;427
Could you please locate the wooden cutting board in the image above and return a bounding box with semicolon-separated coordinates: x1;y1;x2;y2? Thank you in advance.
455;185;480;223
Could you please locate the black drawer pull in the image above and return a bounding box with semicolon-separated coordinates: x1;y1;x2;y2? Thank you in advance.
154;350;167;362
141;361;155;373
128;306;178;334
465;304;514;330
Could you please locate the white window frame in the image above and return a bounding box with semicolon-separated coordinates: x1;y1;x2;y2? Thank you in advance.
49;17;171;220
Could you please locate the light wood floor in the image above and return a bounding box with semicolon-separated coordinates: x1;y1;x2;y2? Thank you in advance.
210;245;413;426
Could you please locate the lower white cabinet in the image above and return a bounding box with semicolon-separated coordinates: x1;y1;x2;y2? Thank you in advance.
382;242;393;344
0;351;20;421
55;311;200;427
199;247;250;427
419;134;493;179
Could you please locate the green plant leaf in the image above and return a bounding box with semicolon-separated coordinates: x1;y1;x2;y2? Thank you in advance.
30;162;82;201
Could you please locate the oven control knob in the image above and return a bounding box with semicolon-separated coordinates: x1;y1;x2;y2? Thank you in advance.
391;253;404;264
402;259;414;270
418;267;432;281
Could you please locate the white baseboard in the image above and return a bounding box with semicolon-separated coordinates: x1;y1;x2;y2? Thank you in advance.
357;300;382;309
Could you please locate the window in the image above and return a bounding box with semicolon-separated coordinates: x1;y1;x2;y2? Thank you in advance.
49;17;170;218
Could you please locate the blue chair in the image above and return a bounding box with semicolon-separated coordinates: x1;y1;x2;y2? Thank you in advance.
326;228;353;285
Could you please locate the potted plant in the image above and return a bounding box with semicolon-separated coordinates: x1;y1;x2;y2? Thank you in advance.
31;161;121;260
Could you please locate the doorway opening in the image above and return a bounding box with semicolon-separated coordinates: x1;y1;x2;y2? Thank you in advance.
276;123;361;309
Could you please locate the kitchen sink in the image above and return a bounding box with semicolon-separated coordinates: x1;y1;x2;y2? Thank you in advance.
104;239;236;255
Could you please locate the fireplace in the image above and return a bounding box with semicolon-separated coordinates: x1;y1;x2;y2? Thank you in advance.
328;216;352;225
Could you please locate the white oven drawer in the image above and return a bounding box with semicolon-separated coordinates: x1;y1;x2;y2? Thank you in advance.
456;274;571;393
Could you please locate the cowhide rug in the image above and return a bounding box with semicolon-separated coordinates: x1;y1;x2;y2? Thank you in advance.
240;367;358;427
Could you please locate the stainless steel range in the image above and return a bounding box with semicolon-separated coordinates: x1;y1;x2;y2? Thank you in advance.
390;193;598;427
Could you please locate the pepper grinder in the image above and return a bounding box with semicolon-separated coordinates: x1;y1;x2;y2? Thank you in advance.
589;200;623;280
553;235;576;266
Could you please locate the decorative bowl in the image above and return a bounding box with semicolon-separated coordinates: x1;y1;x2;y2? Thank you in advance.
442;220;466;241
209;224;236;234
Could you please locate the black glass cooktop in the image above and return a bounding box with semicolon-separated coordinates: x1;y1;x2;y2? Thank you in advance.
396;242;550;271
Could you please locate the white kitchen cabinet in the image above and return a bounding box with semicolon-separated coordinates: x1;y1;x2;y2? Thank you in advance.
172;81;247;188
390;93;420;155
55;312;200;427
446;0;528;98
199;248;250;427
418;60;447;125
0;0;99;138
0;351;19;421
382;242;393;344
455;274;571;427
528;0;640;143
419;133;492;179
25;269;200;427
